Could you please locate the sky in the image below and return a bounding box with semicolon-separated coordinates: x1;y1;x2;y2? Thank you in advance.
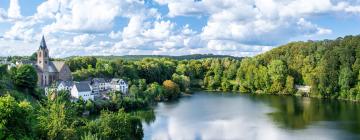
0;0;360;58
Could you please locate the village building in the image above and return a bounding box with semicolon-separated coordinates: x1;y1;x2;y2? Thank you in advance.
90;78;107;94
71;82;94;101
110;78;129;94
57;81;74;91
35;36;72;87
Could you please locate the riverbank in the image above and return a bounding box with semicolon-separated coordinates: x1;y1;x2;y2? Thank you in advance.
188;87;360;103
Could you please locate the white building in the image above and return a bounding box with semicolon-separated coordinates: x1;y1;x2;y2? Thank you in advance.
295;85;311;93
71;82;94;101
91;78;106;94
110;78;129;94
7;63;16;70
57;81;74;91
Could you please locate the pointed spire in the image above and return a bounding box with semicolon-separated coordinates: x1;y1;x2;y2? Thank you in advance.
40;35;47;49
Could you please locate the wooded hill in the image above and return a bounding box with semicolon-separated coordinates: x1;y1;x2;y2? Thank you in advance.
243;35;360;100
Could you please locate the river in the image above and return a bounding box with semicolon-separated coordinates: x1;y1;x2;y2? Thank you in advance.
142;92;360;140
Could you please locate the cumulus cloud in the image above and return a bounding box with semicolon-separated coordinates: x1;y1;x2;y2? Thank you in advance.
8;0;22;19
72;34;96;46
0;8;7;22
3;20;38;42
1;0;360;57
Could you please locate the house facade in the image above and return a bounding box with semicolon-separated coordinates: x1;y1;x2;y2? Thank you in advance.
110;78;129;94
35;36;72;87
71;82;94;101
91;78;106;94
57;81;74;91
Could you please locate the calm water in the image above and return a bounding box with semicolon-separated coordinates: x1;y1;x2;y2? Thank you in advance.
142;92;360;140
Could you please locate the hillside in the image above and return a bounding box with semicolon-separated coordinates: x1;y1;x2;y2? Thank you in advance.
241;35;360;100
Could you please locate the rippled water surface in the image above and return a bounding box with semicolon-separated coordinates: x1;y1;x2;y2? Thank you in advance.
143;92;360;140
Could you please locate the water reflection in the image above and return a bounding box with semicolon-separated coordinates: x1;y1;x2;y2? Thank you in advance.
143;92;360;140
256;95;360;133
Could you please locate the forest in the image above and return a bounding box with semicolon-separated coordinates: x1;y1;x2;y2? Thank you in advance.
68;35;360;101
1;35;360;139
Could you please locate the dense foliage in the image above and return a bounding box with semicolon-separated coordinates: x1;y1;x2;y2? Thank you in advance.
66;35;360;101
2;35;360;139
252;35;360;100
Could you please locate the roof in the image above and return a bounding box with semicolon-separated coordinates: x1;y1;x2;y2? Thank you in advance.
48;62;57;72
59;81;73;87
111;78;128;84
45;61;66;73
51;61;65;71
92;78;106;83
39;35;47;49
74;82;91;92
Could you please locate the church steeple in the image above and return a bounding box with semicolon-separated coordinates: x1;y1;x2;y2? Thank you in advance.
37;35;49;71
39;35;47;49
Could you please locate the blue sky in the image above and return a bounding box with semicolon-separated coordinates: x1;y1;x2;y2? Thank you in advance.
0;0;360;57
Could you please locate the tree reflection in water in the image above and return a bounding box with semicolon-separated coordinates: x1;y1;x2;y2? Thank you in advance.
252;95;360;134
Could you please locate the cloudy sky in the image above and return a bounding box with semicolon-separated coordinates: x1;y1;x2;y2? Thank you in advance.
0;0;360;57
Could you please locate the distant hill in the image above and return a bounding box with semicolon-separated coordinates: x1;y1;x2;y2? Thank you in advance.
67;54;243;61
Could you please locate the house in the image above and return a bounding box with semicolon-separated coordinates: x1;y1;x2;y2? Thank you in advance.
295;85;311;93
16;60;34;66
57;81;74;91
71;82;94;101
34;36;72;87
91;78;106;94
110;78;129;94
7;63;16;70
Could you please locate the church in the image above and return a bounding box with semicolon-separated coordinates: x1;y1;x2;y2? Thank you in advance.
35;36;72;87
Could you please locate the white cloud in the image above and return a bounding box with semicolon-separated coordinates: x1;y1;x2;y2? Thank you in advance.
0;8;7;22
8;0;22;19
1;0;360;57
296;18;332;35
142;20;174;40
155;0;344;53
109;31;122;39
42;0;120;33
3;20;38;42
72;34;96;46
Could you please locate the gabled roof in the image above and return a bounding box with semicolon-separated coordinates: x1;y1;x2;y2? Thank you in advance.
59;81;73;87
74;82;91;92
51;61;66;71
39;35;47;49
111;78;128;84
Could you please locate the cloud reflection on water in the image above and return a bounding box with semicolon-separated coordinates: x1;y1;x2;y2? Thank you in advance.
143;93;357;140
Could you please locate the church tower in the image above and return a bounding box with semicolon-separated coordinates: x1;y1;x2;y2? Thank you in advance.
37;35;50;86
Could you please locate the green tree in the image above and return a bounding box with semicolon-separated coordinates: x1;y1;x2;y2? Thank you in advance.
162;80;180;100
130;85;140;98
268;60;288;93
11;65;38;90
172;74;190;92
37;100;78;139
145;82;164;101
85;110;143;140
0;95;34;139
0;64;7;79
285;75;295;94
